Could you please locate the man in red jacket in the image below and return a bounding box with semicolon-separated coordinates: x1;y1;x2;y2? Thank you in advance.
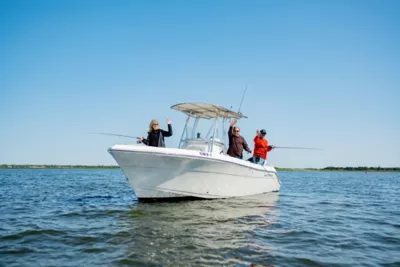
248;129;274;165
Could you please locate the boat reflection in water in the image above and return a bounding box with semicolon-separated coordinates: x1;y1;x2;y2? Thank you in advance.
112;192;280;266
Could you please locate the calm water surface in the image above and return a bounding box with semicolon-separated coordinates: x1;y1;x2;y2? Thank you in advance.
0;169;399;266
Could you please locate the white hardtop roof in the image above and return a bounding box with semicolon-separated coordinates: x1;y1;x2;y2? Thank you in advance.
171;103;247;119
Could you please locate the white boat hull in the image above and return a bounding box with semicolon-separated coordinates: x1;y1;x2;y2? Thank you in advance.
108;145;280;201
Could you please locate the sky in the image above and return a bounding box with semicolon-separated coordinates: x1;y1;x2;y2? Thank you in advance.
1;0;399;168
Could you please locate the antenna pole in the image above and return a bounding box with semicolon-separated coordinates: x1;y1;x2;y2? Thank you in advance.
238;84;248;114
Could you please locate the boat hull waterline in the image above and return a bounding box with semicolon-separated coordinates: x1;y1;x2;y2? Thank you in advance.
108;145;280;201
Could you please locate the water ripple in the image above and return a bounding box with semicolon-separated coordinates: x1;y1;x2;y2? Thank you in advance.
0;169;399;266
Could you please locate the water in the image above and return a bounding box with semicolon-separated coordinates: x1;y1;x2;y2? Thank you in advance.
0;169;399;267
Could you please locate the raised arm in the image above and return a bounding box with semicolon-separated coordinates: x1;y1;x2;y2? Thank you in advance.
162;124;173;137
162;119;173;137
228;126;233;138
228;119;237;138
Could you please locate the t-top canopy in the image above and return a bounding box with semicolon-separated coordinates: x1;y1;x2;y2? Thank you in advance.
171;103;247;119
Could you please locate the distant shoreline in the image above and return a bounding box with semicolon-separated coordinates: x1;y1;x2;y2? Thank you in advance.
0;164;120;169
1;164;399;172
275;167;400;172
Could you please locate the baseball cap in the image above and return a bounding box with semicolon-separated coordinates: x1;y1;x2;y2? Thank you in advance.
260;129;267;135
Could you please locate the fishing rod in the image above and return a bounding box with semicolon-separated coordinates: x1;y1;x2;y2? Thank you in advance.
89;132;140;139
237;84;249;114
272;146;323;150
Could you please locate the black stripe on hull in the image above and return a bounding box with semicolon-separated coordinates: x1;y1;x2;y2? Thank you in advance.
137;196;210;203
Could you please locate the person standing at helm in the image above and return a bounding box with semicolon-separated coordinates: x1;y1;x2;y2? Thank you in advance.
227;119;251;159
138;119;173;147
248;129;274;165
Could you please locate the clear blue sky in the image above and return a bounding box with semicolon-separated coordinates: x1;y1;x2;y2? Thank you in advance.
1;0;399;168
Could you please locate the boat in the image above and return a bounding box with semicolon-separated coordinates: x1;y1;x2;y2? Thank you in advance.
108;103;281;201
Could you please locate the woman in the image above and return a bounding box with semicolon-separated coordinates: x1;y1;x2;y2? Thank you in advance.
137;119;173;147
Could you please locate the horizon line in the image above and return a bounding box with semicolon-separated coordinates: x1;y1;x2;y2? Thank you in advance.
1;164;399;170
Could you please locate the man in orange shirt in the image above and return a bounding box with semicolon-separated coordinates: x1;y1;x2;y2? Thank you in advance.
248;129;274;165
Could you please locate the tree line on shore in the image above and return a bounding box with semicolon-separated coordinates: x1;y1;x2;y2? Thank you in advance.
322;166;399;172
276;166;400;172
1;164;399;172
0;164;120;169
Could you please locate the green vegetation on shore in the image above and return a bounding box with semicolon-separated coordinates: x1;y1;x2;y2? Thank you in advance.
1;164;399;172
0;164;120;169
275;166;400;172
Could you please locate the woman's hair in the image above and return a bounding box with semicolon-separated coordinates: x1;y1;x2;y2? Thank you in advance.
149;119;159;132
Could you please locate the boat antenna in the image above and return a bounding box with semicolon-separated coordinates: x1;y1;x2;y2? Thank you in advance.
238;84;249;114
89;132;140;139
